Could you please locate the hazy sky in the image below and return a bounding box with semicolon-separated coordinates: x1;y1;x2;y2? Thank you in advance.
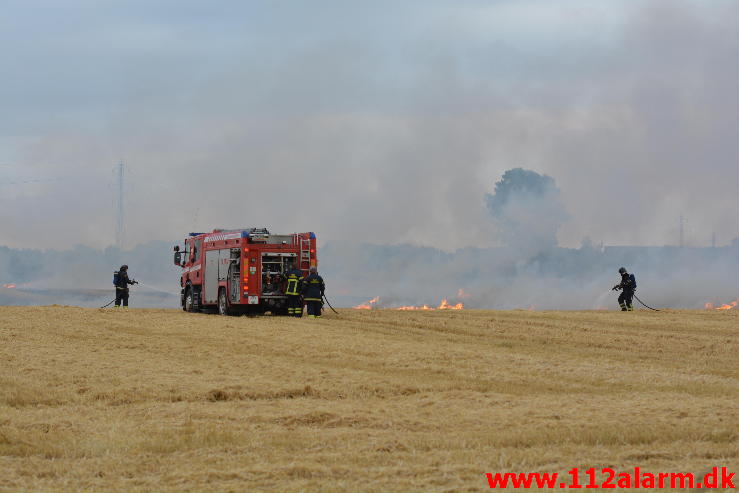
1;0;737;251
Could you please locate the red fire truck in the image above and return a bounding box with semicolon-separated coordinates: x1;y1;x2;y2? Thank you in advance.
173;228;317;315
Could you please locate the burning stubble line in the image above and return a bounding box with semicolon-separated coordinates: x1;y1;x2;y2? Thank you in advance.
353;295;464;310
704;298;739;310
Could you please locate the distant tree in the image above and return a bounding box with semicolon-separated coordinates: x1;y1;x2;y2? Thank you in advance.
485;168;569;256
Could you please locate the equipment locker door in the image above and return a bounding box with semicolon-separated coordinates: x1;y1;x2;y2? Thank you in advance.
205;249;233;304
204;250;220;304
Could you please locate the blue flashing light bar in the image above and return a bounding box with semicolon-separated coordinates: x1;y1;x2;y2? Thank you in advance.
188;232;205;236
309;232;316;239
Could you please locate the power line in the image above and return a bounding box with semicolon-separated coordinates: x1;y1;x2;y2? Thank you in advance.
115;161;125;249
0;177;65;187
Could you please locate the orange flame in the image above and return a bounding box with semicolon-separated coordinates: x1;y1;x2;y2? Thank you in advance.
2;283;16;289
438;298;464;310
353;296;465;310
354;296;380;309
396;304;433;311
394;299;464;310
705;299;738;310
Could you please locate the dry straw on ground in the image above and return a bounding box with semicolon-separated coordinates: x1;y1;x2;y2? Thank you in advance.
1;306;737;492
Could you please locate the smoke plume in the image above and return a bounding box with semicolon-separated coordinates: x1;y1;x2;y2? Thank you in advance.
1;1;739;310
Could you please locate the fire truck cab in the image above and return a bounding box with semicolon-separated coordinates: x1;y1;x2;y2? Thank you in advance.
173;228;317;315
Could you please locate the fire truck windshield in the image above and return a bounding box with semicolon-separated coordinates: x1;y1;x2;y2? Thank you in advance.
190;239;203;263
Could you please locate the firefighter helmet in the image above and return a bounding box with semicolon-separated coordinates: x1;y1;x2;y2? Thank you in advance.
618;267;626;274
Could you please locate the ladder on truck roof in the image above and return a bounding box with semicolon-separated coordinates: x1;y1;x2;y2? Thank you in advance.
299;237;311;272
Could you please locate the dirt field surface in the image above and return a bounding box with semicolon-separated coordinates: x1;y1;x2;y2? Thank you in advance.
1;306;737;492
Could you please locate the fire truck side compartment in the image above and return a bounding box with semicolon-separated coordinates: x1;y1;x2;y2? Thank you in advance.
229;248;240;303
203;248;233;304
260;252;296;296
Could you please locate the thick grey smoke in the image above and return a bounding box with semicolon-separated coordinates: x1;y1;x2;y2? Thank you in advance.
319;169;739;310
1;0;738;252
2;1;739;310
0;243;182;308
2;169;738;310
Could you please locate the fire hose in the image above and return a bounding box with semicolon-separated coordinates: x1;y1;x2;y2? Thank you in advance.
322;294;339;315
612;285;660;312
633;293;660;312
100;280;138;308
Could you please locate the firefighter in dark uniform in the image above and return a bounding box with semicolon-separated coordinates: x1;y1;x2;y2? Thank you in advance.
113;265;137;308
302;266;325;318
613;267;636;311
283;263;304;317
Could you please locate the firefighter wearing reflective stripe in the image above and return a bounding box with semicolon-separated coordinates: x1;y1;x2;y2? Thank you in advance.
302;266;325;318
284;264;304;317
613;267;636;311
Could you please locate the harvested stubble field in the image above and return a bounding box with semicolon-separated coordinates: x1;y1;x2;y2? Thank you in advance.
0;306;737;492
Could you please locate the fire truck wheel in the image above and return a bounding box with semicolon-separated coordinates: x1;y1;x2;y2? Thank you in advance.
218;288;232;316
184;286;197;312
